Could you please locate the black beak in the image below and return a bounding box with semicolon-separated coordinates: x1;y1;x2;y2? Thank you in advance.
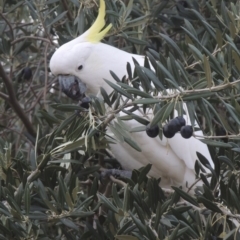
58;75;87;101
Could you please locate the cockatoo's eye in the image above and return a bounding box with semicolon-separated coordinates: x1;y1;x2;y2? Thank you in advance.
78;65;83;70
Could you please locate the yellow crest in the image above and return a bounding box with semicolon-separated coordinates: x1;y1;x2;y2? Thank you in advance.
86;0;112;43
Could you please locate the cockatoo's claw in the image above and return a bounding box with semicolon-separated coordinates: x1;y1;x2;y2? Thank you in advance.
58;75;87;101
100;169;132;183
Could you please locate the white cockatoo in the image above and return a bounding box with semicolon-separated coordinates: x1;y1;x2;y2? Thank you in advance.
50;0;214;193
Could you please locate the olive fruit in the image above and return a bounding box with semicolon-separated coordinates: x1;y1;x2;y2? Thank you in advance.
180;125;193;139
80;97;91;109
175;116;186;130
146;124;159;138
163;124;176;138
21;67;32;81
215;125;227;143
168;118;181;133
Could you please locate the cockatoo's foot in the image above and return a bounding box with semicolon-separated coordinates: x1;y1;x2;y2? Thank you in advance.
100;169;132;181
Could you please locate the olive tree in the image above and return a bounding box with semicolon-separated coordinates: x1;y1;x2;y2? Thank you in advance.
1;0;240;239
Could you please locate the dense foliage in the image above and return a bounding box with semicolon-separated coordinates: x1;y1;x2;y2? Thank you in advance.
1;0;240;239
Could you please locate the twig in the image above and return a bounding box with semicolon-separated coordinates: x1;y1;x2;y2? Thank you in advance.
187;174;211;194
34;3;54;45
109;175;127;187
154;80;240;99
0;123;34;147
102;99;132;127
186;43;228;69
44;43;50;108
61;0;73;21
177;200;240;221
0;63;36;138
0;12;14;40
1;11;15;79
103;180;113;196
11;36;51;45
25;78;57;113
194;134;240;139
0;91;9;101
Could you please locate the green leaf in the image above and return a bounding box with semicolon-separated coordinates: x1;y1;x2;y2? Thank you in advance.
77;166;100;176
191;9;216;40
121;110;150;125
160;33;185;62
203;55;212;87
51;104;85;112
188;44;203;61
115;236;138;240
24;183;30;216
229;188;240;212
129;212;148;236
51;137;85;154
100;87;112;107
6;1;24;14
169;224;180;240
123;137;141;152
47;11;67;27
112;184;123;209
220;99;240;125
67;211;94;218
150;102;173;127
138;164;152;184
133;98;160;104
182;92;214;101
196;152;211;169
198;196;222;213
200;139;232;148
156;61;178;87
171;187;199;206
97;193;118;213
218;156;235;170
105;79;132;99
226;34;240;56
142;67;165;90
38;110;60;124
161;101;175;123
60;218;79;231
37;153;51;171
125;89;153;98
135;65;151;92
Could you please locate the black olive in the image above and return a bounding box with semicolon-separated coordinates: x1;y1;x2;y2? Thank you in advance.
175;116;186;130
180;125;193;139
146;123;159;138
80;97;91;109
163;124;176;138
215;125;227;142
168;118;181;133
21;67;32;81
215;126;226;136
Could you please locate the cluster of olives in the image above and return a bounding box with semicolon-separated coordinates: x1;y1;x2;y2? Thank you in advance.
146;116;193;139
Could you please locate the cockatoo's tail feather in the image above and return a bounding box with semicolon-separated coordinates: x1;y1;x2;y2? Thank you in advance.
84;0;112;43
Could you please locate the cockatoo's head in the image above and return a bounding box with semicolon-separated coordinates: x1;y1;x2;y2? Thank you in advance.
50;0;112;100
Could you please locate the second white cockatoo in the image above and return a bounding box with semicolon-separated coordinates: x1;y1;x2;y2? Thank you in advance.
50;0;214;193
